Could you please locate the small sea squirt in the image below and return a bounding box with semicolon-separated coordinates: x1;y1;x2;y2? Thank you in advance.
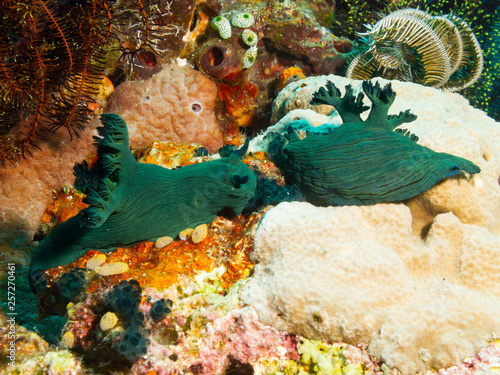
269;80;480;206
29;114;257;288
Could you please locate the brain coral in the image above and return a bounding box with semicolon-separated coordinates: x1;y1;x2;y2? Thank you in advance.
107;63;223;152
242;202;500;374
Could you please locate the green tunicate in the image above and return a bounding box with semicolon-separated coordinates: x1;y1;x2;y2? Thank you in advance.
211;16;231;39
231;12;255;28
269;80;481;206
29;114;256;280
241;29;258;46
243;46;258;69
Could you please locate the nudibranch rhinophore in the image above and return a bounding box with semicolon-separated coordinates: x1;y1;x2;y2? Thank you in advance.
29;114;256;291
267;80;480;206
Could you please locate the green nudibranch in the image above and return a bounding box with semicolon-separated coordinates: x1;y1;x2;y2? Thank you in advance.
268;80;481;206
29;114;256;290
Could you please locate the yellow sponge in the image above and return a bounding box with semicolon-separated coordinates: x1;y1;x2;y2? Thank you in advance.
61;331;75;348
155;236;173;248
86;254;106;270
192;224;208;244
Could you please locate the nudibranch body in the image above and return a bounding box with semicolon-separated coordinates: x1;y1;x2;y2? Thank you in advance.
267;80;481;206
29;114;256;285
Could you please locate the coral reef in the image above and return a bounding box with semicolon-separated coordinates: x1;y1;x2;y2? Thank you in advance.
29;113;256;280
195;0;353;133
4;85;500;373
0;62;227;260
107;63;224;152
0;0;226;163
242;201;500;374
57;275;300;373
266;80;480;206
3;1;500;374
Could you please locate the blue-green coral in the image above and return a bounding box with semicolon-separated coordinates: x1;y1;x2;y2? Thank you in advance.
267;80;480;206
29;114;256;286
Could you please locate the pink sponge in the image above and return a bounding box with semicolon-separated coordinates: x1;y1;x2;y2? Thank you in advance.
108;63;223;153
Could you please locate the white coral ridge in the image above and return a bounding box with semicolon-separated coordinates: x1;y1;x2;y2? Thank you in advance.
242;203;500;374
243;75;500;374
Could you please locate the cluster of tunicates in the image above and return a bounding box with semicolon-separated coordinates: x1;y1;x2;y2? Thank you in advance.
150;298;173;323
57;268;87;305
106;280;150;360
211;12;258;69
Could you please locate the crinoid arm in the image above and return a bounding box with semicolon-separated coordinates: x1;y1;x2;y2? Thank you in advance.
345;50;380;81
311;80;369;124
441;14;484;92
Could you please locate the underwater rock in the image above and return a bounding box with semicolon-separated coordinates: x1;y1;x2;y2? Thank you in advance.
242;201;500;374
268;80;480;206
29;114;256;284
271;74;339;125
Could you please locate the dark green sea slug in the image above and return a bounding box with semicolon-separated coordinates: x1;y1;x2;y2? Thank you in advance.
29;113;257;286
268;80;481;206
